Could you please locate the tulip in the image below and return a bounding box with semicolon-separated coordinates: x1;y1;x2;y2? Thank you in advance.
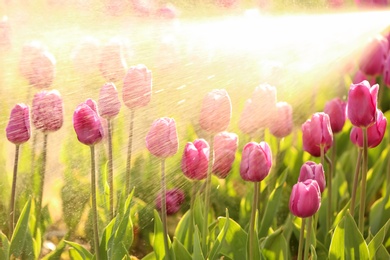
213;132;238;178
71;37;100;74
238;99;259;135
240;141;272;182
298;161;326;193
353;70;375;85
0;16;11;47
98;83;121;118
6;104;31;145
155;3;178;19
122;64;152;109
181;139;209;180
269;102;293;138
73;102;104;146
99;38;127;82
199;89;232;134
350;109;387;148
324;98;347;134
156;188;185;215
302;112;333;157
19;41;47;80
32;90;64;132
289;179;321;218
347;80;378;128
146;117;178;158
359;35;388;77
384;55;390;87
28;51;56;89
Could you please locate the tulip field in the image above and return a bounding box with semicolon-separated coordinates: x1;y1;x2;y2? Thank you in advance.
1;1;390;259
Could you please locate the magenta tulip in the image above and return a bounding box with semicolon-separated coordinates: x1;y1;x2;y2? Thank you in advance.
350;109;387;148
324;98;347;134
298;161;326;193
156;188;185;215
73;101;104;146
289;179;321;218
122;64;152;109
353;70;375;85
146;117;178;158
302;112;333;157
240;141;272;182
98;83;121;118
181;139;209;180
99;39;127;82
199;89;232;133
359;35;388;77
347;80;378;128
213;132;238;178
384;55;390;87
32;90;63;132
269;102;293;138
6;104;31;145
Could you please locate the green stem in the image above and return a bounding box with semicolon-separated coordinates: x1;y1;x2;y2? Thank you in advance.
9;144;20;238
125;109;135;196
331;137;337;208
268;138;281;194
303;217;313;260
107;119;114;219
188;182;197;253
90;145;100;260
359;127;368;233
202;134;214;253
35;133;48;238
320;145;330;232
160;159;170;259
249;182;260;260
325;153;333;227
350;149;363;216
298;218;306;260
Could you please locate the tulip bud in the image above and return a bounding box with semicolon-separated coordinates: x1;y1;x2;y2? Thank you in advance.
298;161;326;193
359;35;388;77
302;112;333;157
289;179;321;218
350;109;387;148
353;70;375;85
146;117;178;158
384;55;390;87
269;102;293;138
324;98;347;134
98;83;121;118
73;101;104;146
6;104;31;145
155;4;178;19
99;39;127;82
71;37;100;74
122;64;152;109
347;80;378;128
181;139;209;180
19;41;47;80
85;98;98;114
238;99;259;135
27;50;56;89
213;132;238;178
0;16;11;48
199;89;232;134
155;188;185;215
240;141;272;182
32;90;64;132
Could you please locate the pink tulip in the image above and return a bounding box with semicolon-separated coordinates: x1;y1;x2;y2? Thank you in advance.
324;98;347;134
352;70;375;85
98;83;121;118
6;104;31;145
99;39;127;82
0;16;11;47
156;188;185;215
73;101;104;146
238;99;259;135
199;89;232;134
347;80;378;128
146;117;178;158
32;90;64;132
181;139;209;180
298;161;326;193
383;55;390;87
269;102;293;138
240;141;272;182
302;112;333;157
71;37;100;74
85;98;98;114
122;64;152;109
289;179;321;218
28;50;56;89
350;109;387;148
155;3;178;19
19;41;47;80
359;35;388;77
213;132;238;178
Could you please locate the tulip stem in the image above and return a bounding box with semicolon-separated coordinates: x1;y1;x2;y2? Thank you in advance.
331;137;337;209
298;218;306;260
90;145;100;260
34;133;48;238
9;144;20;238
107;119;114;219
304;216;313;260
325;153;333;227
359;127;368;233
320;145;330;233
188;182;197;253
350;149;363;216
249;181;260;260
202;134;214;254
125;109;135;196
160;159;170;259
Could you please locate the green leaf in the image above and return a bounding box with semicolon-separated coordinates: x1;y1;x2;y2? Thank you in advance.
209;209;230;260
65;241;93;260
261;228;288;259
99;217;116;259
368;218;390;259
9;198;32;258
142;252;157;260
375;244;390;259
218;217;247;259
153;210;173;260
329;216;345;260
0;231;9;259
193;196;204;240
41;236;67;260
193;226;205;260
172;238;191;260
311;245;318;260
174;210;191;248
369;192;390;235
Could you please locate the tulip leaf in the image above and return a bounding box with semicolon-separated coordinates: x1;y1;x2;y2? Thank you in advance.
0;231;9;259
99;217;115;259
374;244;390;259
9;198;32;258
311;245;318;260
367;218;390;259
208;209;230;260
329;215;345;260
172;238;191;260
261;228;288;259
153;210;174;260
65;241;93;260
174;210;192;250
218;214;247;259
142;252;157;260
193;226;205;260
369;191;390;235
193;196;204;241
